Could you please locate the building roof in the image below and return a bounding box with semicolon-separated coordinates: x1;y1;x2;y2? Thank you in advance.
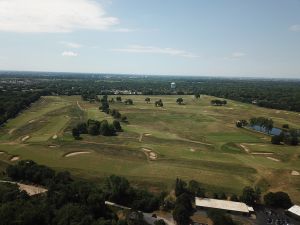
195;197;254;213
288;205;300;217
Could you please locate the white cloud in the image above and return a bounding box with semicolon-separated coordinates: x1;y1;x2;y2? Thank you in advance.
60;42;82;48
62;51;78;57
231;52;246;58
0;0;119;33
111;45;199;58
113;28;135;32
289;24;300;32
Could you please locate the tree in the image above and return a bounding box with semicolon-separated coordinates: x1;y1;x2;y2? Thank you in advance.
172;205;190;225
208;209;236;225
125;99;133;105
145;97;151;104
282;124;289;129
271;135;281;145
155;99;163;107
176;98;184;105
121;116;128;122
240;186;260;205
264;192;292;209
72;128;80;140
113;120;122;132
194;94;200;99
154;219;166;225
175;178;187;197
116;96;122;102
230;194;239;202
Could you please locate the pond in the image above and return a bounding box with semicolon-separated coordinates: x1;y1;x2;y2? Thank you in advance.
249;125;282;136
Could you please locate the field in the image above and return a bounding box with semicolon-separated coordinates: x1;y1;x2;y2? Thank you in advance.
0;95;300;203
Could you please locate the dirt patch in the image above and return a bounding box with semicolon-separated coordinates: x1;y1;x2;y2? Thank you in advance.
251;152;274;155
48;145;59;148
64;151;91;158
0;181;47;196
142;148;158;160
10;156;20;161
267;157;280;162
240;144;250;153
21;135;30;142
291;170;300;176
9;128;16;135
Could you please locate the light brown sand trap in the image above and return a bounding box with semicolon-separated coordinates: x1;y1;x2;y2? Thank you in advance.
142;148;158;160
251;152;274;155
52;134;58;139
267;157;280;162
144;133;152;136
291;170;300;176
0;181;47;196
240;144;250;153
21;135;30;142
65;151;91;158
190;148;195;152
9;128;16;135
10;156;20;161
0;151;4;154
48;145;59;148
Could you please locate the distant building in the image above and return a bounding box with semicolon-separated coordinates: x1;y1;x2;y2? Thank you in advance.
195;197;254;216
287;205;300;220
171;82;176;89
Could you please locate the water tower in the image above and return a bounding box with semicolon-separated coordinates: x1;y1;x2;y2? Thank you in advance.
171;82;176;90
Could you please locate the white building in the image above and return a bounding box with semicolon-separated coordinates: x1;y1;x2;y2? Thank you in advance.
287;205;300;220
195;197;254;215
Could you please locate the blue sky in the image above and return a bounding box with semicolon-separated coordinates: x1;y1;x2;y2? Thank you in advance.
0;0;300;77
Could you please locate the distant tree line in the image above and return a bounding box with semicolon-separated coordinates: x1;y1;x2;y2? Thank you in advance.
211;99;227;106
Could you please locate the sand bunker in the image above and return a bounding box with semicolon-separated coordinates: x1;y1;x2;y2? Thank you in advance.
52;134;58;140
10;156;20;161
0;151;4;154
251;152;274;155
142;148;157;160
267;157;280;162
190;148;195;152
144;133;152;136
48;145;59;148
240;144;250;153
291;170;300;176
65;151;91;158
21;135;30;142
28;120;35;123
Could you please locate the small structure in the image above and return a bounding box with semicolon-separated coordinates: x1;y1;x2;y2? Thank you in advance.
171;82;176;90
195;197;254;216
287;205;300;220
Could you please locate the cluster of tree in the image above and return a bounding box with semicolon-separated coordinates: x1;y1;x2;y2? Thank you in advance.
211;99;227;106
124;99;133;105
1;160;166;225
81;92;99;102
271;130;299;146
235;120;248;128
155;99;164;107
72;119;122;139
99;95;110;113
145;97;151;104
6;160;55;186
0;91;41;125
249;117;274;133
207;209;236;225
194;94;200;99
172;178;206;225
176;98;184;105
103;175;163;213
1;161;127;225
264;191;292;209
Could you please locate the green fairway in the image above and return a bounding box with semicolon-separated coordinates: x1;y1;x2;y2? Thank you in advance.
0;95;300;203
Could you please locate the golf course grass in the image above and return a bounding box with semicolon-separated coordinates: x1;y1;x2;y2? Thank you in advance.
0;95;299;203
